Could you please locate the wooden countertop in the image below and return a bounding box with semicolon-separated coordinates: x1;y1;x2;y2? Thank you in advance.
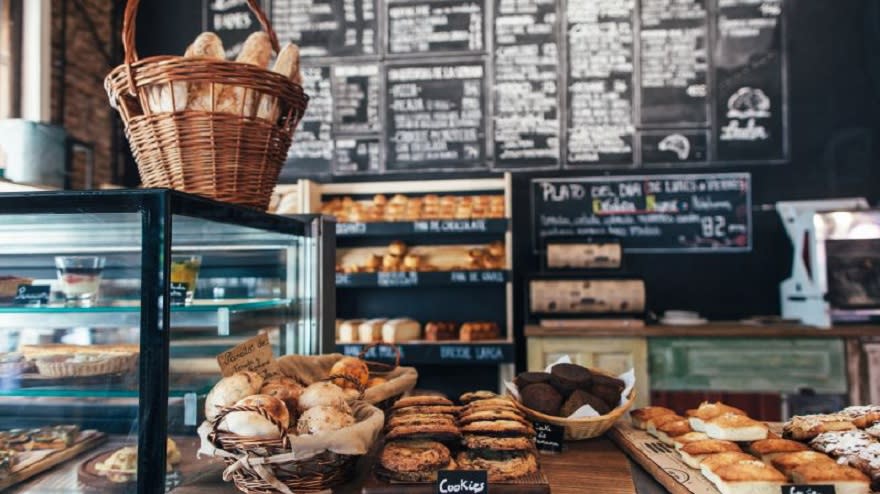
172;437;637;494
525;322;880;338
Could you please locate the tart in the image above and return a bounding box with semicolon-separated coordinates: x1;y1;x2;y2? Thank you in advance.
35;352;138;378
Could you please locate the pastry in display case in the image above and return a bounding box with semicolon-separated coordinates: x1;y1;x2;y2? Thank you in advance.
0;190;333;493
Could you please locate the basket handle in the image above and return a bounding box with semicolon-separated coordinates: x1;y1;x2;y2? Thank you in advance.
358;342;401;370
121;0;281;94
324;373;366;400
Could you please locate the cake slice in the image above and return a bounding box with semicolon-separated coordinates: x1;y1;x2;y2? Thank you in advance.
655;418;693;446
679;440;741;469
630;407;676;430
646;414;686;439
783;414;855;441
704;413;768;442
686;402;747;432
790;462;870;494
709;460;786;494
746;438;809;464
770;450;837;477
699;452;757;486
673;432;710;451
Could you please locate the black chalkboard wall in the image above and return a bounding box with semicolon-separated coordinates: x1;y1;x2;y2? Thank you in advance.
135;1;879;370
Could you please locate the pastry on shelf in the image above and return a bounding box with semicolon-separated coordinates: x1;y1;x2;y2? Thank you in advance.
459;322;500;342
94;439;180;483
358;319;386;343
381;318;422;343
425;321;459;341
34;352;138;378
28;425;80;450
0;276;32;299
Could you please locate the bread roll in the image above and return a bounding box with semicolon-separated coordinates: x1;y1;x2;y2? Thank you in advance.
204;371;264;422
257;43;301;122
298;381;351;413
216;32;272;116
381;318;422;343
296;405;355;435
329;356;369;389
221;394;289;438
358;319;386;343
184;32;225;112
260;376;304;426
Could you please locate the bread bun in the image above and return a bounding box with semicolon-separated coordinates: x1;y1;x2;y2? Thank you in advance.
260;376;304;426
329;357;369;390
298;381;351;412
205;371;264;422
221;394;289;438
296;405;355;435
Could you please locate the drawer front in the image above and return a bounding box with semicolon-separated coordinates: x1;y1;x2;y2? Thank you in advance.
649;338;847;393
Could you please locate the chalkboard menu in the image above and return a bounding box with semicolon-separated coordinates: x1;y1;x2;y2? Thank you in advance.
531;173;752;253
492;0;560;169
271;0;377;57
386;63;486;171
387;0;484;55
219;0;790;178
206;0;262;58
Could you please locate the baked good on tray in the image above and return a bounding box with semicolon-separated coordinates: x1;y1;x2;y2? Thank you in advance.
631;406;676;430
746;438;809;464
654;417;694;446
425;321;459;341
789;462;870;494
378;440;456;482
672;431;710;451
703;413;768;442
34;352;137;378
94;439;181;483
679;440;741;469
686;402;747;432
705;459;786;494
782;413;855;440
459;390;498;404
455;450;538;482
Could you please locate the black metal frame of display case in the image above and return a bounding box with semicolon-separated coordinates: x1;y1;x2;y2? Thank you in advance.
0;189;333;494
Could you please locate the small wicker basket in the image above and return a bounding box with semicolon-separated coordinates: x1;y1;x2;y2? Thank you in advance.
511;368;636;441
105;0;308;210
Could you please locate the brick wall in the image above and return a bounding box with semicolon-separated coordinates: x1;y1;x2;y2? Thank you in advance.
50;0;116;188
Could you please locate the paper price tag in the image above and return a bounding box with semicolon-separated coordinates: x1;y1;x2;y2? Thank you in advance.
216;333;280;378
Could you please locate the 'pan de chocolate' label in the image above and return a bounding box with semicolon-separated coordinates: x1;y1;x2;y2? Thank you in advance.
436;470;487;494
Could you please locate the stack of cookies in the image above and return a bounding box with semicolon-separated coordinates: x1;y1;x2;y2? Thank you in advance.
456;391;539;481
378;396;461;482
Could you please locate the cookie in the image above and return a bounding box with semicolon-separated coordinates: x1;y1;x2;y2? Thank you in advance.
462;397;517;412
456;450;538;481
392;396;454;409
550;363;592;395
463;434;535;451
590;374;625;407
385;423;462;442
460;420;535;437
386;414;457;431
458;410;530;427
380;440;452;473
390;405;461;417
561;389;610;417
459;390;498;404
520;383;563;416
514;372;551;389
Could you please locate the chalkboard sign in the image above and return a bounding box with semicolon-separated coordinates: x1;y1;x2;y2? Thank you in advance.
531;173;752;253
641;131;709;164
334;138;381;174
534;421;565;453
282;66;334;179
206;0;262;59
566;0;636;166
638;0;709;125
436;470;487;494
714;0;785;162
780;486;834;494
387;0;484;55
492;0;560;170
386;63;486;171
271;0;377;57
332;64;380;134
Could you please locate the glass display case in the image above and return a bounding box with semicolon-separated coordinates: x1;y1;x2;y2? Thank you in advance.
0;190;334;493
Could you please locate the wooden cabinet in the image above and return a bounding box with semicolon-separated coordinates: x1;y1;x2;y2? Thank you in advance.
526;336;649;408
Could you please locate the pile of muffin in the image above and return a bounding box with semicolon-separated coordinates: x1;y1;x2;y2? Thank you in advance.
377;392;539;483
516;363;625;417
321;194;506;223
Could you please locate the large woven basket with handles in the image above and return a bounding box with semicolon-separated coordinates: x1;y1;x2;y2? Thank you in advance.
104;0;308;210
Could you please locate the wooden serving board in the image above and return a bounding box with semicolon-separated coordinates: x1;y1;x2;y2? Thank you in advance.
361;470;551;494
0;430;107;491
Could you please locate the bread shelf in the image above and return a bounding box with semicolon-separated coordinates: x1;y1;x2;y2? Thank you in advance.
335;341;515;365
334;218;509;237
335;270;509;287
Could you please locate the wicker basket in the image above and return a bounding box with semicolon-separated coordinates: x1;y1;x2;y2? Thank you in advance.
104;0;309;210
358;342;404;411
511;368;636;441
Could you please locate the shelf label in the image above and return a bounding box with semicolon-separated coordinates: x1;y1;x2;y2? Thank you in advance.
436;470;487;494
781;486;835;494
534;421;565;453
450;271;505;283
414;219;489;233
14;285;50;305
216;333;280;378
378;272;419;287
336;222;368;235
335;274;352;286
170;282;188;306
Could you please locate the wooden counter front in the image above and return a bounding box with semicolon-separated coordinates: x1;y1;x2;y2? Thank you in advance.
171;438;638;494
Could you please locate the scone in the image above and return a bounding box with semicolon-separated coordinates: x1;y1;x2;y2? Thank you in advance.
747;438;809;464
789;462;870;494
456;450;538;481
783;414;855;440
679;440;741;469
378;440;455;482
631;406;677;430
704;413;768;441
686;402;747;432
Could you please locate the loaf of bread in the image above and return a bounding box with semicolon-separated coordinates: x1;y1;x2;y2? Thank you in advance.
338;319;365;343
459;322;500;342
425;321;459;341
381;318;422;343
216;32;272;115
257;43;301;122
204;371;264;422
358;319;386;343
221;394;289;438
183;32;225;112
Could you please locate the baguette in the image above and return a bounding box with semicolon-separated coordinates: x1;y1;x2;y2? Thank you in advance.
257;43;301;122
216;32;272;116
184;32;226;112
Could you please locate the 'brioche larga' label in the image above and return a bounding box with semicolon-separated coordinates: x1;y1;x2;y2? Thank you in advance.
216;333;280;378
